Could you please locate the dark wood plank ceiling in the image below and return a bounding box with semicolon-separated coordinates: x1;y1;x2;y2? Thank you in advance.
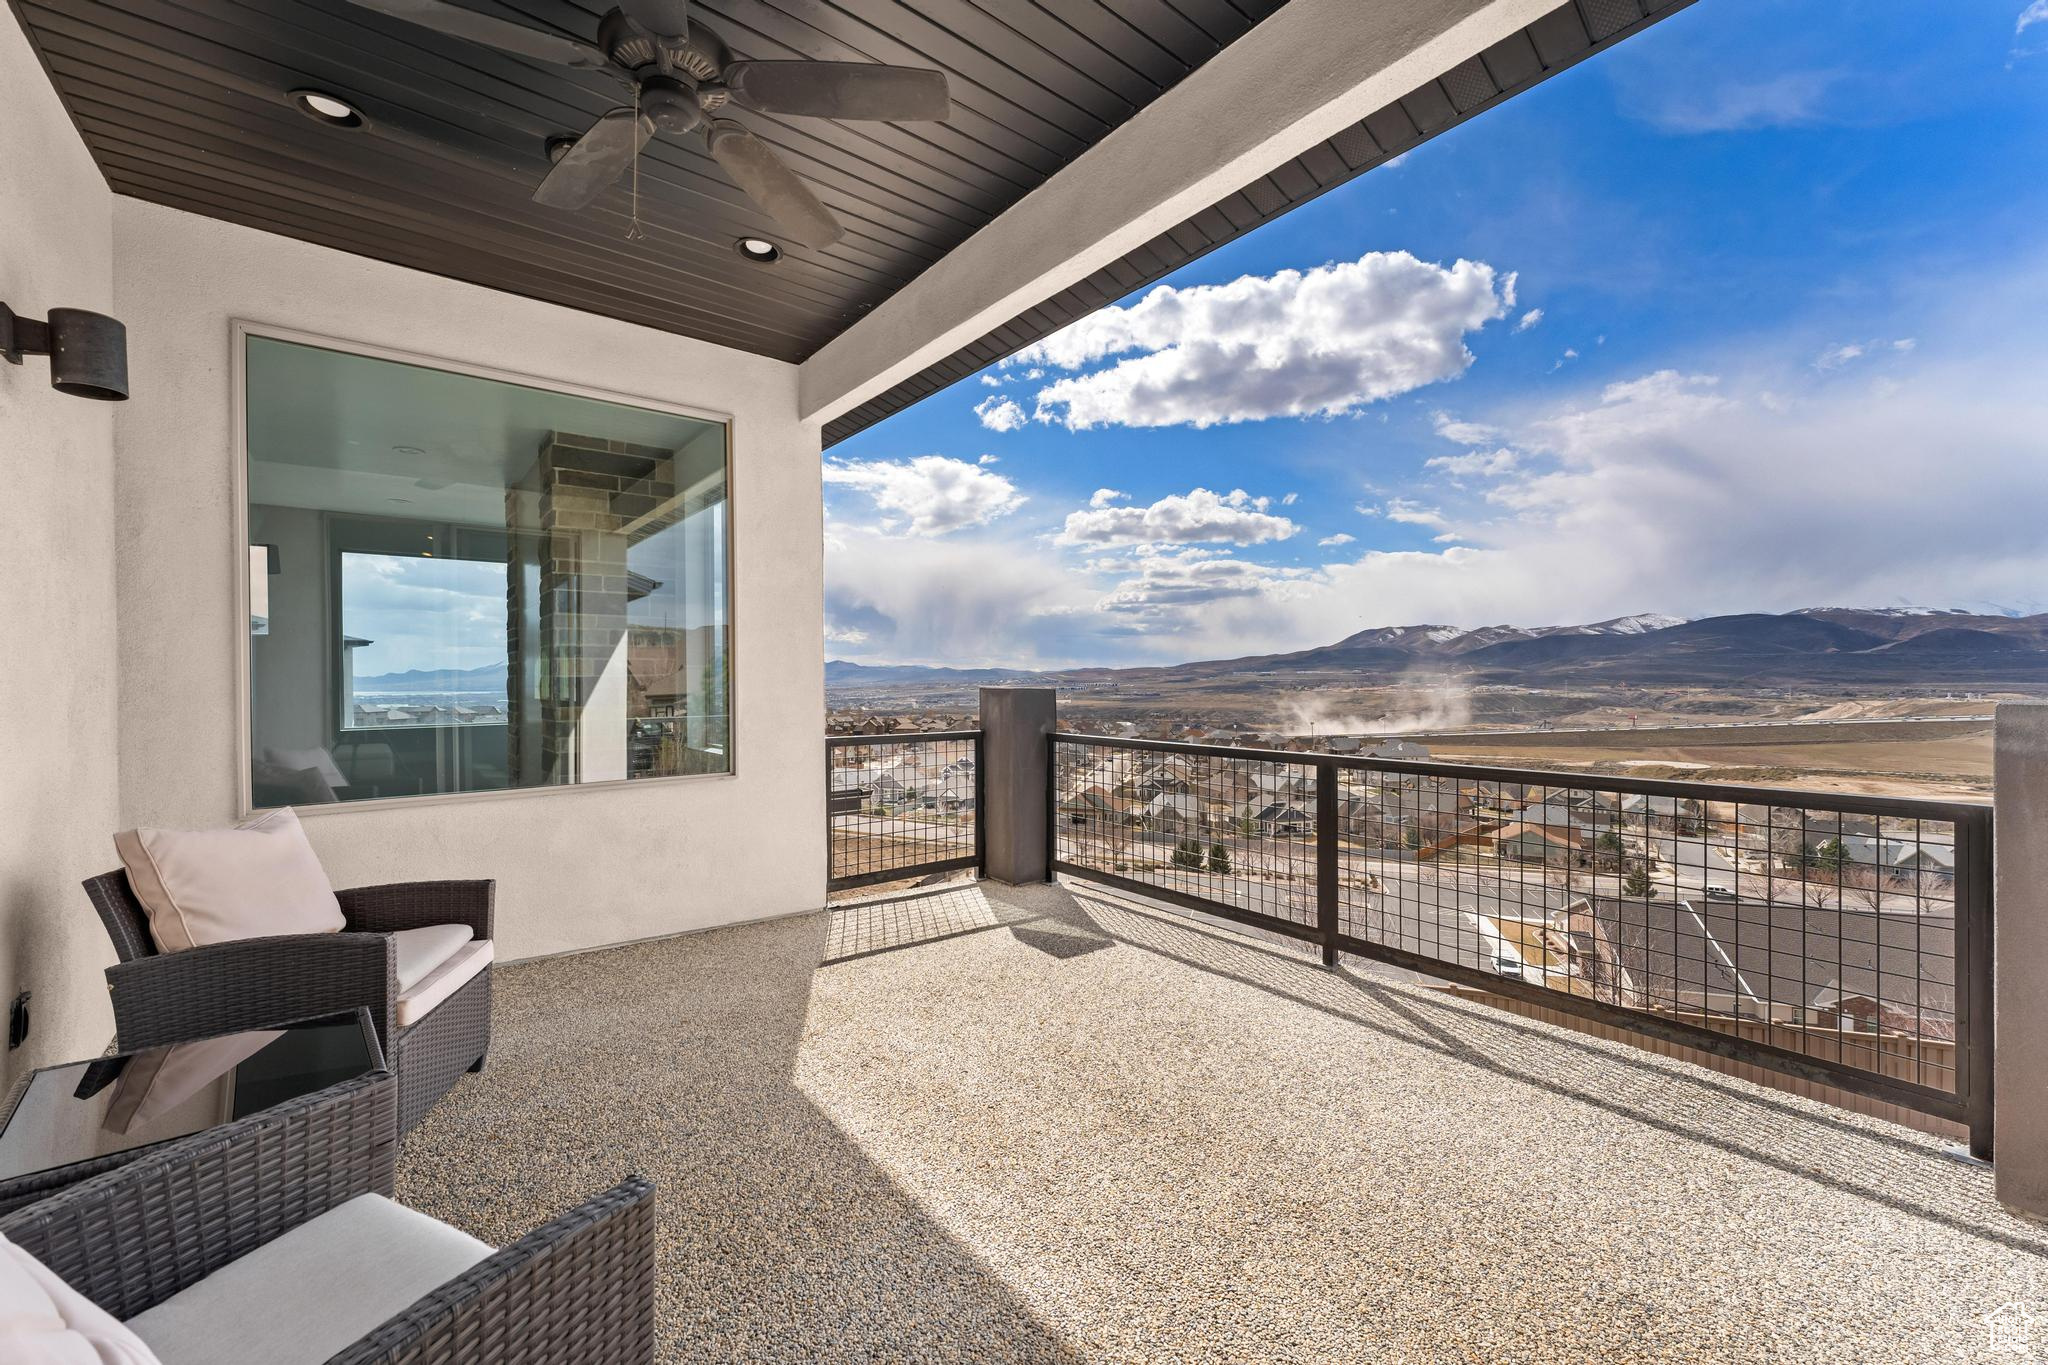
823;0;1698;447
8;0;1283;363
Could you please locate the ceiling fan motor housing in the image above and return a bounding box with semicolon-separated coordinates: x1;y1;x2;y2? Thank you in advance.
597;10;663;71
639;76;702;133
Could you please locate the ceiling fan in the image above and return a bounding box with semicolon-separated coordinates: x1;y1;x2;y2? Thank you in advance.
341;0;952;249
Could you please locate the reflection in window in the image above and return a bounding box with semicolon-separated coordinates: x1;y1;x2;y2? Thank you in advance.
249;545;272;635
245;334;731;806
340;551;508;730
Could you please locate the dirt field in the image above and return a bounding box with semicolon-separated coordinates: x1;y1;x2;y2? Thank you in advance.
1428;734;1993;801
836;679;2022;802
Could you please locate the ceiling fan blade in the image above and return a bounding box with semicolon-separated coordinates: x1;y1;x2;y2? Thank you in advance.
724;62;951;122
705;121;843;249
343;0;609;69
534;109;651;209
617;0;689;40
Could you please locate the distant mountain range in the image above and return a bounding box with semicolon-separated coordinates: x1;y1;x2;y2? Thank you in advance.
824;661;1048;687
354;662;509;693
829;608;2048;691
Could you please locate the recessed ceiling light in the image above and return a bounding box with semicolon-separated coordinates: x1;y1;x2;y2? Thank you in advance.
291;89;363;129
735;237;782;264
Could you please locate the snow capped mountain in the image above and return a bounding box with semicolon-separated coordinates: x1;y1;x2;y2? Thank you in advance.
1570;613;1688;636
1795;606;1962;619
832;607;2048;687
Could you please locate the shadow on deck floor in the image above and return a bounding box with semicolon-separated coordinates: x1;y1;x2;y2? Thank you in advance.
399;878;2048;1363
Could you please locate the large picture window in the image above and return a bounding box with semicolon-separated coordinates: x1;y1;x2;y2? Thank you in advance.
243;332;732;807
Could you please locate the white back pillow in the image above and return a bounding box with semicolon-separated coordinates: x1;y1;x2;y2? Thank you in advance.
0;1233;160;1364
113;808;343;953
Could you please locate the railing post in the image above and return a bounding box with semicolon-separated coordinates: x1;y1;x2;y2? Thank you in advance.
1316;756;1339;968
1960;805;1995;1162
980;686;1055;885
973;732;987;877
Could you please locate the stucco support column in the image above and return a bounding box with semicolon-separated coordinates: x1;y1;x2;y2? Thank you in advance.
981;687;1055;885
1996;703;2048;1211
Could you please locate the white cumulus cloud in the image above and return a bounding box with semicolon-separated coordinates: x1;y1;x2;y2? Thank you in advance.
1432;412;1504;444
1426;447;1519;478
974;395;1028;432
2021;0;2048;33
822;455;1024;537
1095;547;1320;623
1318;533;1356;547
1010;251;1513;431
1381;499;1450;530
1516;308;1544;331
1056;487;1300;547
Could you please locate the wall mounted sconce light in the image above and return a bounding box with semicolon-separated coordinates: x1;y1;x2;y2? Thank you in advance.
1;302;129;400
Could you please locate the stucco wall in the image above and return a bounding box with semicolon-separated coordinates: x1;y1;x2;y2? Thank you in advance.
110;199;826;962
0;12;120;1088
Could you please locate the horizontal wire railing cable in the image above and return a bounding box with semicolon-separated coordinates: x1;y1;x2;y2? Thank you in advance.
828;732;982;890
1050;732;1992;1155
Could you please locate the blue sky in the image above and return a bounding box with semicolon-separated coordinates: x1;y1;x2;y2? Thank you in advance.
821;0;2048;669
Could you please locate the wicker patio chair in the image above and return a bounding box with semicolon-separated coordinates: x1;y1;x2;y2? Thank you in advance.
0;1069;656;1365
84;871;495;1133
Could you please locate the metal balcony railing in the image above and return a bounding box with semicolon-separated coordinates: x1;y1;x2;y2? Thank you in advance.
1048;733;1993;1157
820;717;1993;1154
826;731;983;891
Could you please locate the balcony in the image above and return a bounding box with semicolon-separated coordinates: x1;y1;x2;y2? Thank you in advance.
833;706;1992;1148
396;872;2048;1361
11;0;2048;1357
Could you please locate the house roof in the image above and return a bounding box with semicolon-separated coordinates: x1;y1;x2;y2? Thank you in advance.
1583;896;1958;1026
1495;821;1581;847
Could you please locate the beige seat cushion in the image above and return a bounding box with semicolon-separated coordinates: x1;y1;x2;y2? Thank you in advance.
113;808;342;953
396;939;493;1029
0;1233;161;1365
391;924;474;994
126;1195;490;1365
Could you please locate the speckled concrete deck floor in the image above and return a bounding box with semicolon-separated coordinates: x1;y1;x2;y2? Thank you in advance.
397;880;2048;1364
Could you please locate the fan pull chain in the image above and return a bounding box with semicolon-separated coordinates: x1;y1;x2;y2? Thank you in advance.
626;84;647;242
